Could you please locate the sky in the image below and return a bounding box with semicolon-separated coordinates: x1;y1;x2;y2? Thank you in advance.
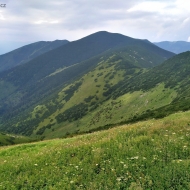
0;0;190;54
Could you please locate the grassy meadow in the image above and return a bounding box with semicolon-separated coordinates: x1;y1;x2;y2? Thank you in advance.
0;133;33;146
0;111;190;189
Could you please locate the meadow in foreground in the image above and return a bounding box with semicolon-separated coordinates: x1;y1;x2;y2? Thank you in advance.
0;111;190;189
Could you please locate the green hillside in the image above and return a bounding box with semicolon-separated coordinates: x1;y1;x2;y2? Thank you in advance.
28;51;190;139
0;31;174;137
0;132;34;146
0;111;189;189
111;51;190;120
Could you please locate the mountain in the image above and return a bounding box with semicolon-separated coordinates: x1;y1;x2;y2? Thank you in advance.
30;51;189;139
0;40;69;73
0;31;175;137
154;41;190;54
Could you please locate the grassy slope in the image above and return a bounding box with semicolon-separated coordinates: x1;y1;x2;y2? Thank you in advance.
29;55;126;137
0;32;174;136
0;133;33;146
42;83;176;139
30;54;177;139
0;111;189;189
4;50;186;139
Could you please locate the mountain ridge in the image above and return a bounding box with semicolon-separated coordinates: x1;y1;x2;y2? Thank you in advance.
154;41;190;54
0;40;69;73
30;51;190;139
0;31;176;138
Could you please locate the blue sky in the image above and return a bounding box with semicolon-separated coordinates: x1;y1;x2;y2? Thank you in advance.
0;0;190;54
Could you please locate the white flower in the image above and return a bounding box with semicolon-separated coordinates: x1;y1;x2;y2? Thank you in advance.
116;178;121;181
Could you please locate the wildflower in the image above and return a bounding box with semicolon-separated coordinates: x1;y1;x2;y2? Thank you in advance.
34;164;38;166
131;156;139;160
116;178;121;181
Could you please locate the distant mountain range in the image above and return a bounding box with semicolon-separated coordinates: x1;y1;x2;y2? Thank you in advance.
1;31;190;141
0;40;69;73
154;41;190;54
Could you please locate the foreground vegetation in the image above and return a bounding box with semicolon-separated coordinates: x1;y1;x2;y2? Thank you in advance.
0;133;34;146
0;111;190;189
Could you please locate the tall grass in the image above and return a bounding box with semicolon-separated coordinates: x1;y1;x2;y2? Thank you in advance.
0;111;190;189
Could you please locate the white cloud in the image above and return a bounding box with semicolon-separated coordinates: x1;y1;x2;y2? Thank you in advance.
175;0;190;12
127;1;167;13
0;13;5;20
183;18;190;24
188;37;190;42
34;20;60;25
0;0;190;54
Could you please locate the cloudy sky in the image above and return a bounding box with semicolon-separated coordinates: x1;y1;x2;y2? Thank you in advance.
0;0;190;54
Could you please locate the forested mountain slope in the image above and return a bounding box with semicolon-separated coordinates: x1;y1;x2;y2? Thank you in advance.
0;40;69;73
0;31;175;137
35;51;190;139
